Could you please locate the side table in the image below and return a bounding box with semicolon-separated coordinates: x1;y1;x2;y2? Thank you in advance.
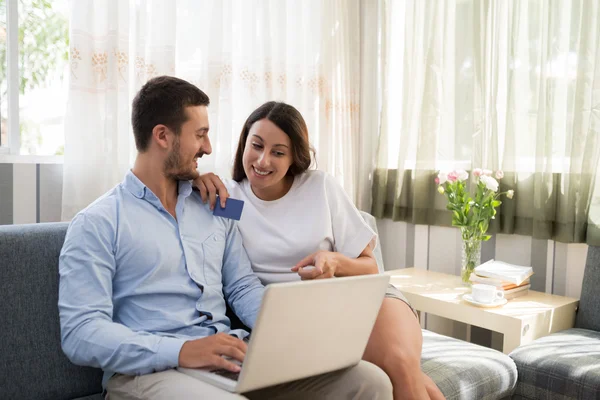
385;268;579;354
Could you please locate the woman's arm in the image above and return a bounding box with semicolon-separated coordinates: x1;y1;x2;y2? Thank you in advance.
292;244;379;280
336;244;379;276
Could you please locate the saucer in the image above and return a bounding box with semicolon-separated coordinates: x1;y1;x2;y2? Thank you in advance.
462;294;507;308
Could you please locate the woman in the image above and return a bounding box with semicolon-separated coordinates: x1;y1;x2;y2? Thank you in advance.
196;102;444;400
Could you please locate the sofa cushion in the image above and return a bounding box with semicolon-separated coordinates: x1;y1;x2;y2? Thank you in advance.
421;330;517;400
0;223;103;400
509;328;600;400
576;245;600;331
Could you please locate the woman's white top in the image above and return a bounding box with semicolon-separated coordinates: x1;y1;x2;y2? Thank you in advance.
226;170;376;285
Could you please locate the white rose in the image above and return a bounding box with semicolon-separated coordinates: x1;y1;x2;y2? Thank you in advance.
437;172;448;185
480;175;499;192
456;170;469;182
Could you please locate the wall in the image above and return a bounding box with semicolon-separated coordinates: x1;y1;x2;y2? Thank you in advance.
0;163;63;224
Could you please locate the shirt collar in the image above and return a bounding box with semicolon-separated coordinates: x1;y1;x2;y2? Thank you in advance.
178;180;193;198
124;170;147;199
123;170;193;200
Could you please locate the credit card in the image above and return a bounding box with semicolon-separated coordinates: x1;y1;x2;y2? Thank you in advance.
213;196;244;221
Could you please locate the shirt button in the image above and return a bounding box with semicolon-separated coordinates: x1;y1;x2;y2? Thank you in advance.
213;236;218;241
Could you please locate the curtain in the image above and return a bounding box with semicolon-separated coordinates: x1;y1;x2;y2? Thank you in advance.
62;0;365;220
372;0;600;246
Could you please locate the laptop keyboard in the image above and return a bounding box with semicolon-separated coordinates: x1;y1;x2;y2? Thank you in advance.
213;369;241;381
212;336;246;382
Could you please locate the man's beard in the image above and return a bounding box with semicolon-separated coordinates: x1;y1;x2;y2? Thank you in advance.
164;138;201;181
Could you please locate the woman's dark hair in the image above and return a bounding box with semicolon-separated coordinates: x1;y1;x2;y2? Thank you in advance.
131;76;210;152
232;101;315;182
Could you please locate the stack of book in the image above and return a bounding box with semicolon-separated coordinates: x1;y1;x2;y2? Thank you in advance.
470;259;534;299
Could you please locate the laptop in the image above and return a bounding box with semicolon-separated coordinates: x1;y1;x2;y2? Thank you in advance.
178;274;390;393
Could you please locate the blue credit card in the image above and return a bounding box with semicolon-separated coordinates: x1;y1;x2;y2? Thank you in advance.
213;196;245;221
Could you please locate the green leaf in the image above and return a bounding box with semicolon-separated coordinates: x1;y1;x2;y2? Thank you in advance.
478;221;489;233
482;235;492;241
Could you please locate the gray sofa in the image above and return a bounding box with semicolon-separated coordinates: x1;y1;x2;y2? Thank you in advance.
0;221;517;400
0;223;103;400
509;245;600;399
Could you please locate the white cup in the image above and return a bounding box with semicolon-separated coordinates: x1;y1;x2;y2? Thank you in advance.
471;284;504;304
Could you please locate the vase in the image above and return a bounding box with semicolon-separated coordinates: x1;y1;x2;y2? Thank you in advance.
460;236;482;284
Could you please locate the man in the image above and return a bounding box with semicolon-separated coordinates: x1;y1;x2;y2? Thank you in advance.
58;76;392;400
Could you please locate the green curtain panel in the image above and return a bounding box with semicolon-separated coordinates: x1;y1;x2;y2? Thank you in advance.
372;169;600;246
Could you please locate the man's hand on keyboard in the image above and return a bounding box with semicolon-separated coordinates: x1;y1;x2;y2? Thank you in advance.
178;333;247;372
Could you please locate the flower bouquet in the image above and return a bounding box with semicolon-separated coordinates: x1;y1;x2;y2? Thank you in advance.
436;169;514;283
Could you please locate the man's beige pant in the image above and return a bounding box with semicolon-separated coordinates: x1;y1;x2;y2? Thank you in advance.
106;360;392;400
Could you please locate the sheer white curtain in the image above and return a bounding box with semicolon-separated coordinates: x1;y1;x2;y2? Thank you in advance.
62;0;134;220
377;0;600;173
373;0;600;244
62;0;363;220
375;0;456;195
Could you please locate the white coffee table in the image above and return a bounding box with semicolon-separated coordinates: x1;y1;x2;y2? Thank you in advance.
385;268;580;354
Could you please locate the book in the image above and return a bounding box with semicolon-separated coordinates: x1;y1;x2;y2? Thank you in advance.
503;284;530;300
469;273;530;290
474;259;534;285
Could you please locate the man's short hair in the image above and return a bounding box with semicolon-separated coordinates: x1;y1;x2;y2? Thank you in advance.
131;76;210;152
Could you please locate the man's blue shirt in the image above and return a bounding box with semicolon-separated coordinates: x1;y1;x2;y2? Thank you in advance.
58;171;264;385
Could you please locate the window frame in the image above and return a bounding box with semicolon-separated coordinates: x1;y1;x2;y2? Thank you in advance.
3;0;19;155
0;0;64;163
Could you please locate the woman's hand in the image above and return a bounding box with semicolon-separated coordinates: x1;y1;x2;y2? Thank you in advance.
292;251;340;280
192;173;229;210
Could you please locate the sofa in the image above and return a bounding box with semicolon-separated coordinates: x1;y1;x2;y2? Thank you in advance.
0;221;517;400
0;223;103;400
509;245;600;399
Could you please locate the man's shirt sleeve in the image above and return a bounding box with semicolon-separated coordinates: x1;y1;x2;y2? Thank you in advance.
58;212;186;375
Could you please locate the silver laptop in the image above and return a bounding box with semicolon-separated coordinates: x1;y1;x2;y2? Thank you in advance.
178;274;390;393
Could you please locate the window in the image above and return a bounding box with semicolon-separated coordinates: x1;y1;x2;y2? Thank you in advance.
0;1;8;150
0;0;68;157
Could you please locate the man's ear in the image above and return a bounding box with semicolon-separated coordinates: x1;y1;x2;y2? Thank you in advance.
152;124;170;150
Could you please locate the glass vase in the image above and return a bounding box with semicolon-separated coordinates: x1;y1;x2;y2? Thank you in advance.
461;237;482;284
